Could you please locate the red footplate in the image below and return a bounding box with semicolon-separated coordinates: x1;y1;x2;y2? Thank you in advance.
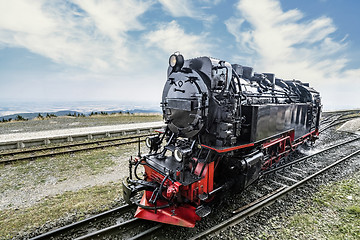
134;191;201;228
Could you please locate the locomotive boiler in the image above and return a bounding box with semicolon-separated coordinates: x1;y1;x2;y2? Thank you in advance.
123;52;321;227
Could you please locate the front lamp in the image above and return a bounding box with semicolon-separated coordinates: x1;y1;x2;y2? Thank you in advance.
145;136;160;152
169;54;177;67
145;137;152;148
169;52;184;71
174;147;192;162
174;148;183;162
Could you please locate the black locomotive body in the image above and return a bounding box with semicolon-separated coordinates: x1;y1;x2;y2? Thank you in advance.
123;53;321;227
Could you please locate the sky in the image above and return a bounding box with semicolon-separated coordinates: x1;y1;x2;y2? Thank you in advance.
0;0;359;110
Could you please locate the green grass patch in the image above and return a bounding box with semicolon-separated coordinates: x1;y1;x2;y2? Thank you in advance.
0;141;143;239
346;205;360;216
0;183;122;239
262;171;360;239
86;113;163;125
340;112;360;120
0;113;163;135
0;144;137;193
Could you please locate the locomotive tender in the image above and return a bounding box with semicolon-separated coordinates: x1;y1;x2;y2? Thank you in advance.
123;52;321;227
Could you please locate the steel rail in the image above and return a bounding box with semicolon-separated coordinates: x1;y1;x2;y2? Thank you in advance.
319;114;342;125
128;224;164;240
190;149;360;240
319;119;347;133
74;218;142;240
232;187;286;214
30;204;135;240
262;136;360;175
73;219;163;240
339;114;360;121
0;139;144;164
0;134;155;164
319;115;359;133
0;133;155;157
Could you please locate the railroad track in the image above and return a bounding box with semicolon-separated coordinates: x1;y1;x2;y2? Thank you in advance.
29;136;359;240
30;203;163;240
75;219;163;240
190;136;360;239
30;204;135;239
0;133;156;164
319;114;360;133
2;113;356;164
23;113;360;239
320;113;343;125
32;122;359;240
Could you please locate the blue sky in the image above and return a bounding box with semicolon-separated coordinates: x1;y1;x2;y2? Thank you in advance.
0;0;359;110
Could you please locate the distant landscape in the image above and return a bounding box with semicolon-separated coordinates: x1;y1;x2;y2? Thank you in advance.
1;100;358;122
0;100;161;121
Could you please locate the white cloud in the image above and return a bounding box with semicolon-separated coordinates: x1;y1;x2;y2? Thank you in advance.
0;0;214;73
0;0;218;104
158;0;215;22
225;18;255;54
199;0;223;5
0;1;55;35
0;0;153;72
226;0;360;110
143;20;212;58
226;0;342;71
74;0;150;37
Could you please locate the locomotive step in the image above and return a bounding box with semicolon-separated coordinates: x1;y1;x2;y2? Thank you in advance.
195;205;212;218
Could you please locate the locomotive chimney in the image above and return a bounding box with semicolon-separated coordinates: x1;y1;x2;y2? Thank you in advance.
242;66;253;79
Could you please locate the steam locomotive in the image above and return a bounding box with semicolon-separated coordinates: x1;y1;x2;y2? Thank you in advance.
123;52;321;227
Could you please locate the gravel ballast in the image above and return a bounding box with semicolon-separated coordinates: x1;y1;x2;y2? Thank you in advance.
153;117;360;239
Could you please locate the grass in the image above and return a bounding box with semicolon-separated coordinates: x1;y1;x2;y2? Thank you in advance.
0;113;163;134
86;113;163;124
1;143;140;193
261;170;360;240
0;143;142;239
0;183;123;239
0;147;122;193
0;136;147;239
340;112;360;120
0;114;156;239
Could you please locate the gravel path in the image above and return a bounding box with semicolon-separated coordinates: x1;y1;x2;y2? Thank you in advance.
0;121;164;143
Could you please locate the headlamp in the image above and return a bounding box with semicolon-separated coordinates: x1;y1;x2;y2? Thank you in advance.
169;52;184;71
174;148;183;162
145;136;160;152
174;147;192;162
145;137;152;148
169;54;177;67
